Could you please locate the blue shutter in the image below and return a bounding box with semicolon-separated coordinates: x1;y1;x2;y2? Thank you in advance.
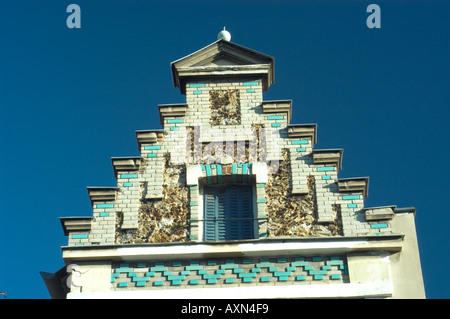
204;187;217;241
239;185;254;240
204;185;255;241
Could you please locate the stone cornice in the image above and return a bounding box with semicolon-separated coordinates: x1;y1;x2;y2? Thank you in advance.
135;129;163;150
312;149;343;170
61;235;404;263
158;103;188;125
261;100;292;123
60;217;93;236
86;187;119;205
111;157;141;177
287;124;317;145
338;177;370;198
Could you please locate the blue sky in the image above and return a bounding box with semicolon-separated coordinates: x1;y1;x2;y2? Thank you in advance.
0;0;449;299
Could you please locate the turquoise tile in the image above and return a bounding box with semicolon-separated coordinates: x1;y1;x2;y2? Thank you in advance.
238;273;256;278
189;280;199;285
96;203;114;208
314;275;324;280
120;174;137;179
347;203;358;208
135;281;146;287
185;265;203;271
267;115;284;120
168;275;185;281
147;153;157;157
322;175;331;180
193;90;202;94
309;270;327;275
277;277;289;282
220;264;238;269
317;167;334;172
312;257;322;262
153;281;164;286
203;274;221;279
242;277;253;283
224;278;235;284
296;276;306;281
167;119;183;124
144;145;161;150
371;223;388;229
207;279;217;284
132;277;150;282
189;83;205;88
291;140;309;145
271;123;281;127
342;195;360;200
260;277;271;282
243;82;258;86
246;89;255;93
233;268;243;274
115;268;133;273
71;234;88;239
123;183;132;187
274;272;291;277
257;198;266;203
99;212;109;217
297;147;306;152
170;127;179;131
118;282;128;287
330;274;341;280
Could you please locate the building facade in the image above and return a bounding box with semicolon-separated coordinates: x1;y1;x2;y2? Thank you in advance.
41;35;425;299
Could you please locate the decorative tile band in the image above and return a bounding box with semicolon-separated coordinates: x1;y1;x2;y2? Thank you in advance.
111;256;348;290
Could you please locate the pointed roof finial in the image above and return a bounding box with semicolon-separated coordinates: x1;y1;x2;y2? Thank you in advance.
217;26;231;42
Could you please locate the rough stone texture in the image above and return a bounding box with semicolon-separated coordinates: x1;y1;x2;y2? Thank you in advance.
266;149;343;237
209;89;241;126
115;153;189;244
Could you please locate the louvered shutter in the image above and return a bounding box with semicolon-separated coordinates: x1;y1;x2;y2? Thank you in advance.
204;185;255;241
203;187;217;241
238;185;254;240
